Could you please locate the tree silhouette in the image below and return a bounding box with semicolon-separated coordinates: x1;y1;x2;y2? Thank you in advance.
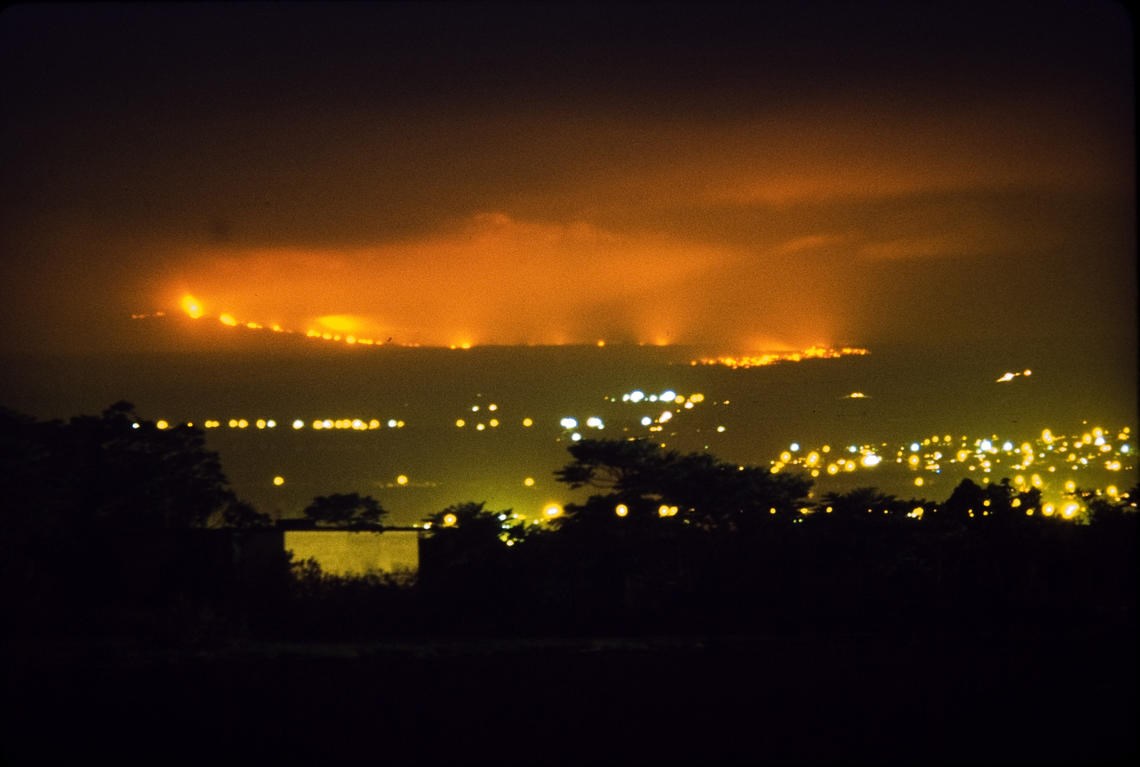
1;401;252;531
303;492;386;529
555;438;811;531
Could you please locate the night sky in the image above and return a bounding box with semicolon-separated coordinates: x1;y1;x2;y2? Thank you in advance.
1;1;1135;356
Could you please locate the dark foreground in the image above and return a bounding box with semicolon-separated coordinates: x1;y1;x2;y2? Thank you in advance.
4;628;1136;765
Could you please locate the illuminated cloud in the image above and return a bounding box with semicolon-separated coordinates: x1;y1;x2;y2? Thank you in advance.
0;3;1132;357
165;212;842;348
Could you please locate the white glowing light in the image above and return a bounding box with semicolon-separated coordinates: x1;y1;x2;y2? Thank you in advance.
559;417;578;430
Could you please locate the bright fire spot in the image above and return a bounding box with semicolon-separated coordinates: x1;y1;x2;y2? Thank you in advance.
543;503;563;519
272;475;285;486
181;295;204;319
396;474;409;486
219;313;238;327
316;314;361;333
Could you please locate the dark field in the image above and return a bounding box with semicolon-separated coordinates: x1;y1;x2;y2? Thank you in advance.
5;629;1136;765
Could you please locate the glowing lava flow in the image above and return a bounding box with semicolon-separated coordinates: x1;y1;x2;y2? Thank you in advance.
149;294;867;358
161;294;400;347
691;345;870;369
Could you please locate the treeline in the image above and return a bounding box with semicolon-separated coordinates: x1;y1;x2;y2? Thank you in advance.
2;404;1136;642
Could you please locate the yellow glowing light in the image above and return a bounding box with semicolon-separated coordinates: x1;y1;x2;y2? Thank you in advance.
155;419;169;430
615;503;629;517
1064;479;1076;493
1042;503;1055;517
219;313;238;327
456;419;466;428
315;314;360;334
256;419;267;429
522;417;533;427
1061;502;1080;519
396;474;409;486
914;477;924;487
860;453;882;468
272;475;285;486
442;513;458;527
180;294;204;319
543;504;563;519
523;477;535;487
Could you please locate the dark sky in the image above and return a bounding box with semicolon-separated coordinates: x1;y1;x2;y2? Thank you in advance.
1;1;1134;354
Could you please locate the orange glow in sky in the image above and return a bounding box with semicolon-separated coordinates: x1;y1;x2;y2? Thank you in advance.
0;3;1133;362
163;212;852;350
